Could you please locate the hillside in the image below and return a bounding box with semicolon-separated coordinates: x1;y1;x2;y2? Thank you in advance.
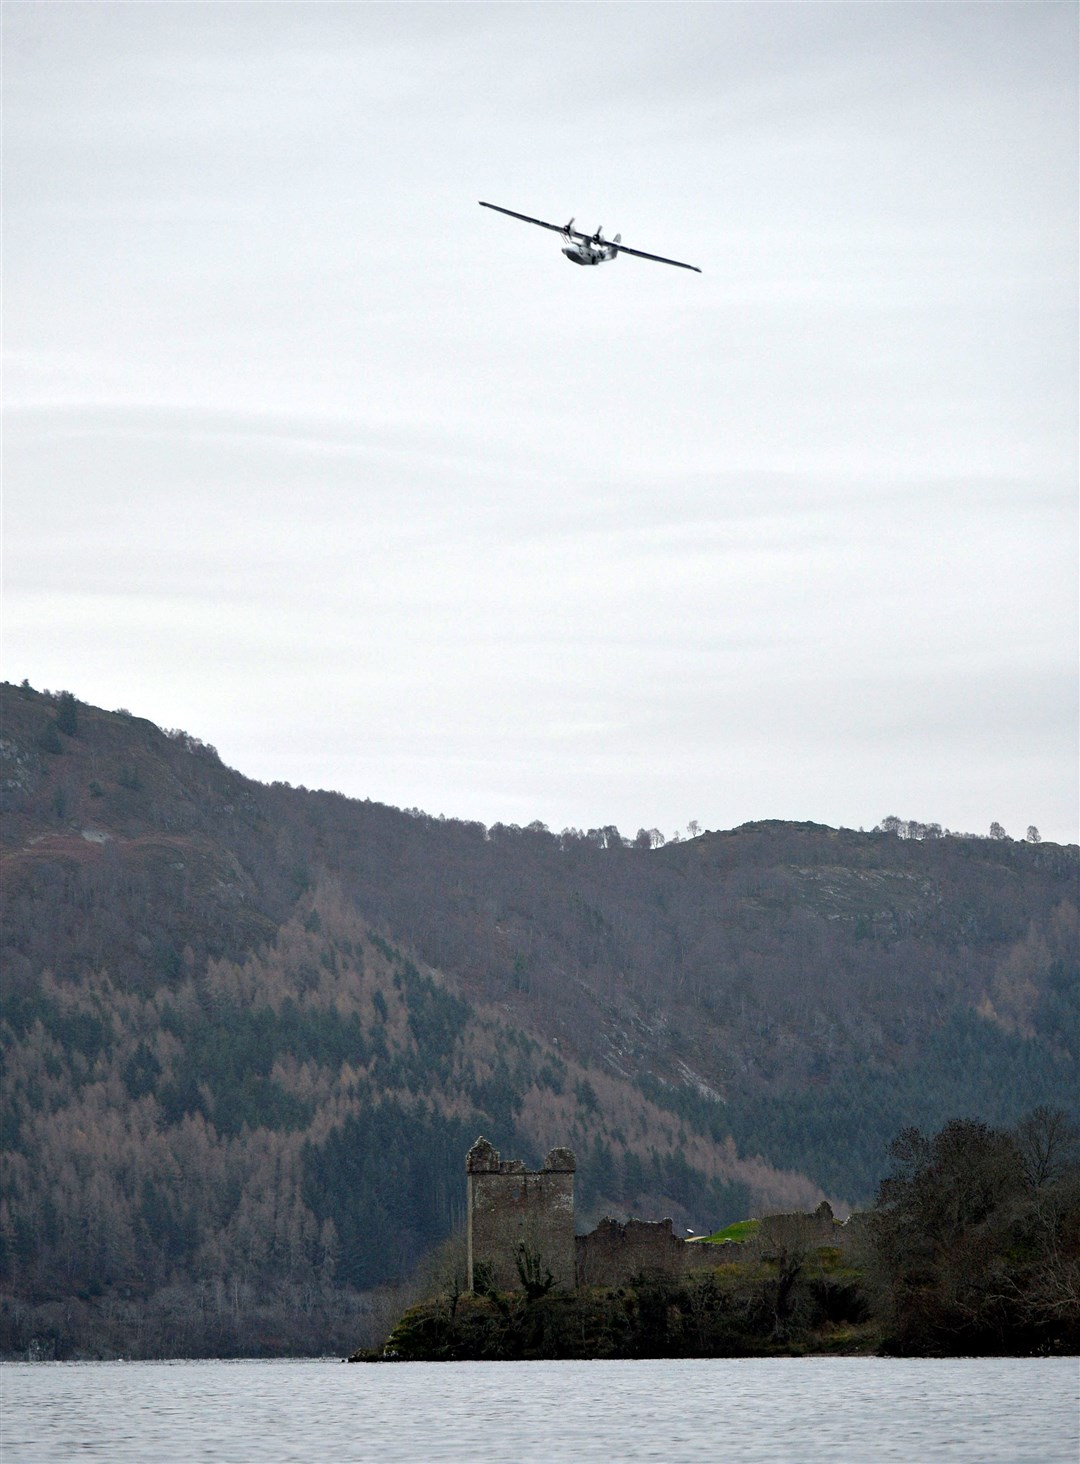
1;681;1077;1357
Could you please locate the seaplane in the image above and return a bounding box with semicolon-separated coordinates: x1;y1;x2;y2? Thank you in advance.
478;201;702;273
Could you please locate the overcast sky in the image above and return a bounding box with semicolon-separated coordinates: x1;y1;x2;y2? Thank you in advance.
5;3;1077;843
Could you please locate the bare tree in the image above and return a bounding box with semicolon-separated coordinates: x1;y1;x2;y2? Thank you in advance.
1015;1106;1080;1190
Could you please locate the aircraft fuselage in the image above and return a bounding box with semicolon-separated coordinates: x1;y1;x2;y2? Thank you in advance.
561;240;617;266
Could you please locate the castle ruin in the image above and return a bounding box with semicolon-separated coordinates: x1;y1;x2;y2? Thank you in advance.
465;1137;849;1293
466;1137;577;1291
465;1137;720;1292
575;1215;692;1287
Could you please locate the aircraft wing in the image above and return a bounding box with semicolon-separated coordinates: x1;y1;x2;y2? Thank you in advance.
478;202;585;238
479;200;702;271
612;243;701;273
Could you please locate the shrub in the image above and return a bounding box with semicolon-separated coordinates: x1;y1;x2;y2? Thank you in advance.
55;692;78;737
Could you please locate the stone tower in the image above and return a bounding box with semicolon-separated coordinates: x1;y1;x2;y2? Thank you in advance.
465;1137;576;1292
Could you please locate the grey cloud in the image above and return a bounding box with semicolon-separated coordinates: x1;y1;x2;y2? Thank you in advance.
4;3;1075;842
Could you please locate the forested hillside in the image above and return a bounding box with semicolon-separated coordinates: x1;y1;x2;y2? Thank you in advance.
1;682;1076;1357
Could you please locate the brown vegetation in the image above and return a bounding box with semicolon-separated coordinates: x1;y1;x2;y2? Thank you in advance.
1;682;1077;1356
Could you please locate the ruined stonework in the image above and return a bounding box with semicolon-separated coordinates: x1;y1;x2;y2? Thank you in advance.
756;1200;850;1253
466;1137;576;1292
575;1217;693;1287
464;1139;849;1293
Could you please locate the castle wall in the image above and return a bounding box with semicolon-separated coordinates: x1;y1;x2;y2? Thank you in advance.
575;1217;690;1287
756;1201;851;1253
574;1212;851;1287
466;1138;576;1292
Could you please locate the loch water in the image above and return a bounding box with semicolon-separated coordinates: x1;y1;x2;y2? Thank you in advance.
2;1355;1076;1463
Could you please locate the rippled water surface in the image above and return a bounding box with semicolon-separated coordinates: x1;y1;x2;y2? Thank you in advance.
2;1356;1076;1463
